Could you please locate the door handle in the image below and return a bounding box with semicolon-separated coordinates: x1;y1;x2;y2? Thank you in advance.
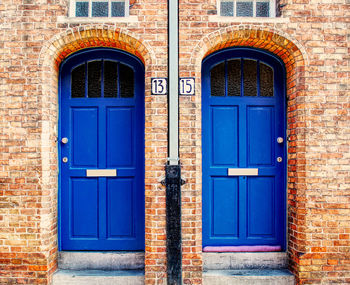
228;168;258;176
86;169;117;177
277;137;284;144
61;137;69;144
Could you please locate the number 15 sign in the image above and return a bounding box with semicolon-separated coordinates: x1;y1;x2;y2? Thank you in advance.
179;78;195;96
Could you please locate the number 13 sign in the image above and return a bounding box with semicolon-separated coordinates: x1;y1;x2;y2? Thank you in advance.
151;78;167;95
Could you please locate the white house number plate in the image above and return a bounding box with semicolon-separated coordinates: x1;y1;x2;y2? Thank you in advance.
179;78;195;96
151;78;168;95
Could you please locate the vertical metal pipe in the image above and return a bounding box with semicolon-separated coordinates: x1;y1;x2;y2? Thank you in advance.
168;0;179;166
166;1;182;284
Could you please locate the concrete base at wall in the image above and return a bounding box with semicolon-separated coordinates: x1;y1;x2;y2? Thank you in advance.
52;252;145;285
203;252;295;285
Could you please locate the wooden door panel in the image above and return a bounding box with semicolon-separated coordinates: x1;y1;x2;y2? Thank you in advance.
211;177;239;237
71;107;98;167
247;106;274;166
211;106;239;166
106;107;134;167
70;178;99;238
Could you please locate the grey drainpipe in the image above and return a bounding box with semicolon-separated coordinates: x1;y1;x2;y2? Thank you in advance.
165;0;182;284
168;0;179;166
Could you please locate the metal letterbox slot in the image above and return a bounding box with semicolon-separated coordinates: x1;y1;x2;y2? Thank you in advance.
228;168;259;176
86;169;117;177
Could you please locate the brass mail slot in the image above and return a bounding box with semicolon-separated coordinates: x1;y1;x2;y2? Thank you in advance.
228;168;258;176
86;169;117;177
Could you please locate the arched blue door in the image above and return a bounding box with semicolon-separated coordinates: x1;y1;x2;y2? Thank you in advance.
59;48;144;250
202;48;286;249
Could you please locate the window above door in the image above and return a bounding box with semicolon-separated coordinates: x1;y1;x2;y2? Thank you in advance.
219;0;276;17
70;0;129;17
210;58;274;97
70;60;135;98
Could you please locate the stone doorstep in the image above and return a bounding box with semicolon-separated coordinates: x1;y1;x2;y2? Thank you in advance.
52;269;144;285
58;251;145;270
203;252;289;270
203;269;295;285
54;251;294;284
53;252;145;285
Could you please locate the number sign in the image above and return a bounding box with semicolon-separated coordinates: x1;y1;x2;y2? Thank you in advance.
179;78;195;96
151;78;167;95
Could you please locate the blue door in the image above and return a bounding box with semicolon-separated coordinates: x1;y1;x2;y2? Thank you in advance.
59;49;144;250
202;48;286;249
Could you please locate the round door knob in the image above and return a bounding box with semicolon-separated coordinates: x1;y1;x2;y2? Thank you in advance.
277;137;284;144
277;157;283;163
61;137;68;144
62;157;68;163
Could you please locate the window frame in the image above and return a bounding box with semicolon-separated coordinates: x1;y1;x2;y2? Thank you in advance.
69;0;130;18
218;0;276;18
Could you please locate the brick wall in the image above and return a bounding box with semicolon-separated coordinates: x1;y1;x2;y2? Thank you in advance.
0;0;349;284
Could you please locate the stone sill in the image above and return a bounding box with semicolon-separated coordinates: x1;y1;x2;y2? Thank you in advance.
57;15;138;24
209;15;290;23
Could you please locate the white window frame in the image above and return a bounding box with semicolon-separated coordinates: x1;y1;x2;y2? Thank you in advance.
69;0;129;18
219;0;276;17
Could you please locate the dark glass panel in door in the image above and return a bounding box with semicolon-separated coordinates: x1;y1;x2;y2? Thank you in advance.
259;62;274;97
104;61;118;98
227;59;241;96
243;59;257;96
210;62;225;97
71;64;86;98
119;64;134;98
88;61;102;98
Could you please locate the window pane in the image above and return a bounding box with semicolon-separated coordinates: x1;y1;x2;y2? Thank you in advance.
71;64;86;98
243;59;257;96
236;1;253;17
76;2;89;17
260;62;274;97
92;2;108;17
210;62;225;97
257;2;269;17
227;59;241;96
104;61;118;98
221;1;234;16
88;61;102;98
119;64;134;98
112;1;125;17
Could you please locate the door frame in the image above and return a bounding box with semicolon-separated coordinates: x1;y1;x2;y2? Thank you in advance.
201;47;287;250
58;48;145;250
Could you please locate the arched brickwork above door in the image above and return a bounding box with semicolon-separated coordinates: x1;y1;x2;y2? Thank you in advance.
191;27;308;96
39;25;155;71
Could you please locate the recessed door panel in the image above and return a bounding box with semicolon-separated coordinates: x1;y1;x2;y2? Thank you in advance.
107;178;134;238
60;48;144;250
72;108;98;167
212;177;239;237
107;107;133;167
247;177;275;237
202;48;286;249
211;106;238;166
71;178;99;238
247;106;274;166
